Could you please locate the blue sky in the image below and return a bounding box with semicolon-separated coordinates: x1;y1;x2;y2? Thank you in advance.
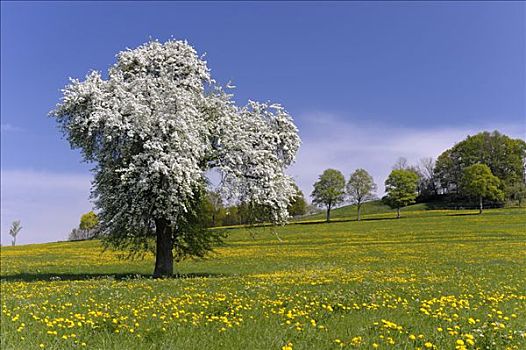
1;2;525;244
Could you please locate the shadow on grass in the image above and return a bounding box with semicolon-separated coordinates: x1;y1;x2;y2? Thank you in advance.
0;272;225;283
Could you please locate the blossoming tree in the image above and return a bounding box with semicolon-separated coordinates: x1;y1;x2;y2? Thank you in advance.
51;40;300;277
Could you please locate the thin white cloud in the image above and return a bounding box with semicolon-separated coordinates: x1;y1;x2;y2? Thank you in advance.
0;123;23;132
1;170;93;245
287;112;525;201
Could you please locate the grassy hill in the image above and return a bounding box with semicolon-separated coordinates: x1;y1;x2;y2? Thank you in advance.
296;200;430;222
1;207;525;349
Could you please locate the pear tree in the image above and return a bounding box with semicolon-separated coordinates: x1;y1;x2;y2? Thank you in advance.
51;40;300;277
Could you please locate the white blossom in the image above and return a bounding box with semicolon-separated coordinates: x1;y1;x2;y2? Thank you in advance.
51;39;301;239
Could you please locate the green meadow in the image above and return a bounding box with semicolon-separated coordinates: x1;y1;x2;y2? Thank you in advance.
1;207;525;349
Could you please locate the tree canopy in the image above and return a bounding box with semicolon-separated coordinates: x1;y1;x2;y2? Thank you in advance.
434;131;526;198
346;169;377;221
51;40;300;277
461;164;504;214
311;169;346;222
79;211;99;231
69;211;100;241
384;169;419;218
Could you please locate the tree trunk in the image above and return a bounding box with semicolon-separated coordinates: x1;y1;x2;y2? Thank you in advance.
357;203;362;221
11;238;15;247
396;207;400;219
479;196;483;214
153;218;174;278
326;204;331;222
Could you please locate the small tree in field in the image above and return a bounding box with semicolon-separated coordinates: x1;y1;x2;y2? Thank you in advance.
51;40;300;277
311;169;345;222
9;220;22;246
461;164;504;214
346;169;377;221
384;170;419;218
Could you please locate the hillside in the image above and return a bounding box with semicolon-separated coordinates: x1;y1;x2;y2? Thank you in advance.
1;208;525;349
296;200;430;222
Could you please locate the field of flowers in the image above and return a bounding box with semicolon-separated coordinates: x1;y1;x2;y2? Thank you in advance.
1;208;525;349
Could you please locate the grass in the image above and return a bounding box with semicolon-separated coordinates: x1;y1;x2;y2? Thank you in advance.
1;207;525;349
296;200;431;222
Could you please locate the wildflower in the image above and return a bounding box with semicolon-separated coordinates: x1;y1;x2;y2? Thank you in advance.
282;342;293;350
351;336;362;345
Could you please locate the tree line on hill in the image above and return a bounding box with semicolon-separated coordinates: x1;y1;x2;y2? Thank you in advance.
190;130;525;225
69;130;525;240
311;130;525;221
69;186;311;241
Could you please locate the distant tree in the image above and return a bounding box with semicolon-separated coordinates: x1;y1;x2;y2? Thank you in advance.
434;131;526;197
68;228;83;241
68;211;100;241
508;181;526;207
392;157;409;171
80;211;99;231
68;227;93;241
418;157;435;179
346;169;377;221
312;169;346;222
288;183;307;217
206;191;224;227
222;185;307;226
50;39;300;277
461;164;504;214
434;149;457;194
214;200;271;227
305;204;322;216
9;220;22;246
392;157;421;180
417;157;437;197
236;201;270;226
384;170;420;218
222;206;240;227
